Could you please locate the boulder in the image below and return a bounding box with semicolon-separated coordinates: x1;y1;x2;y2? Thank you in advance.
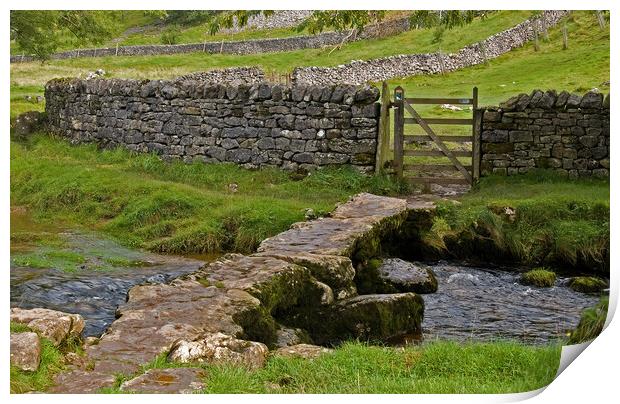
273;344;333;360
274;326;311;348
10;332;41;371
287;293;424;346
10;308;84;346
120;368;207;394
375;258;438;294
167;332;269;370
356;258;437;294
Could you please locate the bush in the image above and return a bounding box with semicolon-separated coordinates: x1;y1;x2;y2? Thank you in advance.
160;25;182;45
568;276;608;294
568;297;608;344
520;268;556;287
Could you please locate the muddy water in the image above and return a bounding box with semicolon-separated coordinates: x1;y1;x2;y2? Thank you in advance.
420;261;600;344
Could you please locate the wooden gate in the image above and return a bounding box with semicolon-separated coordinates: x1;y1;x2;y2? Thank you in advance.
386;85;481;189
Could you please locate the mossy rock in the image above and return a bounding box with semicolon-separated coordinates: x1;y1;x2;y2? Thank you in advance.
568;277;608;294
520;268;556;287
357;258;438;294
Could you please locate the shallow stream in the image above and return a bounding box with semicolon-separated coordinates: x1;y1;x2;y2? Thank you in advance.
10;217;598;342
419;261;599;344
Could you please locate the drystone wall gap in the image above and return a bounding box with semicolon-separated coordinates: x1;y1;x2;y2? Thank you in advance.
479;90;610;178
44;78;381;173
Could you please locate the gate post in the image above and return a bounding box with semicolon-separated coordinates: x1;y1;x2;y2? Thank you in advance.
375;81;391;173
472;86;481;182
393;86;405;178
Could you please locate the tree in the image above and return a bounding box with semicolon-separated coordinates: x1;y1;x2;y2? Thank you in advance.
10;10;116;60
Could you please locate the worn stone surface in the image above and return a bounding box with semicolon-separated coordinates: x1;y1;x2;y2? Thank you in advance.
481;90;610;178
168;332;268;370
10;307;84;346
120;368;207;394
273;344;333;359
10;332;41;371
45;80;380;173
375;258;438;294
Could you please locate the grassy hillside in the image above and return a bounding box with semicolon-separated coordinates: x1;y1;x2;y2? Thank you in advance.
10;11;607;118
10;11;531;88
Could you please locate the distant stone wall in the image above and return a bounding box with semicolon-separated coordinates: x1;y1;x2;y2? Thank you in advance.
173;67;265;84
11;16;411;63
44;78;380;173
480;90;610;178
292;11;568;85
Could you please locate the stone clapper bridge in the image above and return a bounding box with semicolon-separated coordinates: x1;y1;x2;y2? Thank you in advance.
49;193;435;393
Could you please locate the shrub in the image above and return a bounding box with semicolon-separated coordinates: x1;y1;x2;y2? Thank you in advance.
160;25;182;45
568;296;608;343
520;268;556;287
568;276;607;294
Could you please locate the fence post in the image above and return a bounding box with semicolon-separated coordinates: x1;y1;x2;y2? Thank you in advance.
393;86;405;178
472;87;481;182
375;81;391;173
562;24;569;50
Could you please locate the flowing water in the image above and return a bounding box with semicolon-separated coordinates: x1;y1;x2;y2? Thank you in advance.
420;261;600;344
10;226;209;336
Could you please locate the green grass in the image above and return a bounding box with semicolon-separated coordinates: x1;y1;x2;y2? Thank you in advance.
568;296;608;344
520;268;556;288
427;170;609;273
11;133;407;256
99;340;560;394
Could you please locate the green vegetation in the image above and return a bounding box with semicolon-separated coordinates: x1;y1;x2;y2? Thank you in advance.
568;297;608;344
520;268;556;288
568;277;608;294
11;134;407;256
100;341;560;394
427;171;609;273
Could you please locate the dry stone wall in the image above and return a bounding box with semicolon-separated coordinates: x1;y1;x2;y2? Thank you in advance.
11;16;411;63
480;90;610;178
44;78;380;173
292;11;568;85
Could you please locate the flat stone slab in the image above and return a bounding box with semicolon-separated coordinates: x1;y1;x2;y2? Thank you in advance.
48;193;430;393
258;193;410;257
120;368;207;394
10;332;41;371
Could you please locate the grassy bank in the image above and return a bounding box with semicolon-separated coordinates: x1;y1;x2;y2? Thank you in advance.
423;171;609;274
100;340;560;394
11;134;406;256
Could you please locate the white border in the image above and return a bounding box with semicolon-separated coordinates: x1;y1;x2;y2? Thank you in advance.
3;1;617;402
